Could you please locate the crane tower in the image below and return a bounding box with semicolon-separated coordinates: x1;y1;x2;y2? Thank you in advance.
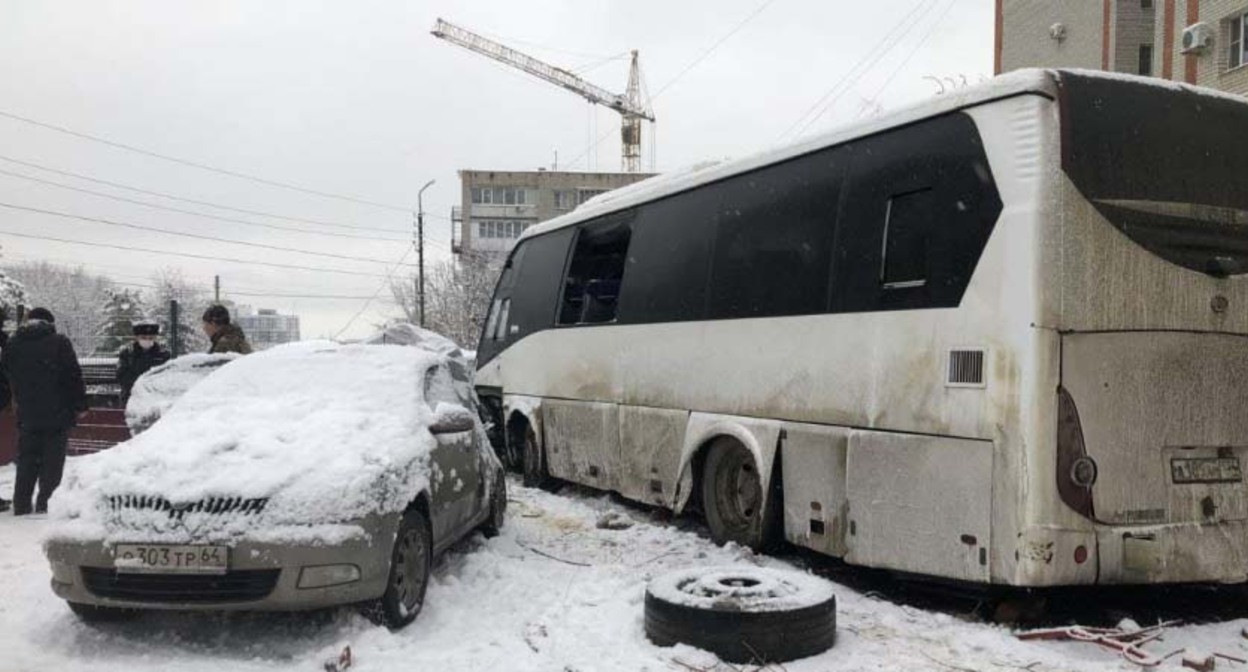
431;18;655;173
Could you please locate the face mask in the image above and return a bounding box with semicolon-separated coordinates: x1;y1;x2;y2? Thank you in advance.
137;338;156;350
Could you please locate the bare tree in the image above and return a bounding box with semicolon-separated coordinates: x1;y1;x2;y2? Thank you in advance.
6;261;114;354
149;267;211;354
390;252;504;349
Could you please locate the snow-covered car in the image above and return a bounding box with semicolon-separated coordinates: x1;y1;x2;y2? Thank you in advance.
124;353;240;434
44;341;506;629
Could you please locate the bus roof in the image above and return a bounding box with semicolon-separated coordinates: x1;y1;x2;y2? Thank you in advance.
520;68;1060;242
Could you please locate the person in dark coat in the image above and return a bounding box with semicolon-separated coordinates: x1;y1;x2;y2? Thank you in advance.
202;305;253;355
117;321;171;405
0;307;88;515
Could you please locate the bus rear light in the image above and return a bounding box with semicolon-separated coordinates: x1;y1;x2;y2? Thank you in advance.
1070;456;1098;488
1057;387;1096;519
1074;545;1089;564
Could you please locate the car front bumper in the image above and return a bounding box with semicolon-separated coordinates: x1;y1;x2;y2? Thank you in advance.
44;513;400;611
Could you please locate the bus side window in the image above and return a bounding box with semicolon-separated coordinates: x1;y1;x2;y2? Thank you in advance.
881;187;934;289
559;216;633;325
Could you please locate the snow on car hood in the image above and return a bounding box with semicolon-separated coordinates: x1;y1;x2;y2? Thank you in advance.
52;341;442;543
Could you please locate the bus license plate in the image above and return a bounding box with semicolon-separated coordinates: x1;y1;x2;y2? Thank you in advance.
1171;457;1243;484
114;544;228;574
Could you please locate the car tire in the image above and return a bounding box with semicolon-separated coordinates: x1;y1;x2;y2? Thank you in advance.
701;437;782;551
522;425;557;491
67;601;139;623
644;566;837;664
478;470;507;538
373;508;432;630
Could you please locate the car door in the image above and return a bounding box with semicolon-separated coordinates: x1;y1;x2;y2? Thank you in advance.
425;363;482;544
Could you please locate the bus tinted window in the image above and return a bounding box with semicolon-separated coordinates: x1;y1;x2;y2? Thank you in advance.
559;215;633;325
706;145;846;319
508;228;574;338
833;113;1001;313
618;196;713;324
882;188;935;288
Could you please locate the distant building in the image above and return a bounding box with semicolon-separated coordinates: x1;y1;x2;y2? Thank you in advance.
995;0;1248;95
452;169;655;256
235;307;300;350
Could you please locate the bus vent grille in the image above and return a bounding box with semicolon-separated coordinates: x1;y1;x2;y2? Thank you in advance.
947;349;986;387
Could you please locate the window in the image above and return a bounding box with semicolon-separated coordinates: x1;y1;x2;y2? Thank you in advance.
577;188;608;205
881;188;934;289
1231;13;1246;69
472;187;494;205
1138;44;1153;76
496;298;510;340
559;216;632;325
1141;0;1151;9
555;190;575;210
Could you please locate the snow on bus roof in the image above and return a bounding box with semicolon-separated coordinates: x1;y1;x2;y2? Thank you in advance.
522;67;1245;242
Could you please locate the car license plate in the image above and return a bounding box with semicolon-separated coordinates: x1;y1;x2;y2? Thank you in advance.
1171;457;1243;484
113;544;229;574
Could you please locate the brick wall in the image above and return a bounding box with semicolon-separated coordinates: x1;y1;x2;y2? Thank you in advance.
1115;0;1157;74
1194;0;1248;92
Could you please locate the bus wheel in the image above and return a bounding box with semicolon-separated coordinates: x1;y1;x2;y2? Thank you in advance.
702;437;780;550
522;425;556;491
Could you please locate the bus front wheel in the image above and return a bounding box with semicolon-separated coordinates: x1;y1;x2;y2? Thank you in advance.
701;437;781;551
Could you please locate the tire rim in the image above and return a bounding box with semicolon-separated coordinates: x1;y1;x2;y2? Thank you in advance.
713;444;761;533
392;527;428;612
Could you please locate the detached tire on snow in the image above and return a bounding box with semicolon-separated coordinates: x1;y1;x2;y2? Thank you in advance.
644;566;836;664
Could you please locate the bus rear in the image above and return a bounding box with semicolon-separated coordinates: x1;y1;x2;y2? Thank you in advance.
1049;72;1248;584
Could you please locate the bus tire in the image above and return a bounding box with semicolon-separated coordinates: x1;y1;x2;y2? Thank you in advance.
522;425;556;491
701;437;781;551
644;566;837;664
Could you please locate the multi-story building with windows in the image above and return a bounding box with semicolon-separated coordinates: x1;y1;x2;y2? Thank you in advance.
235;307;300;350
452;169;654;257
996;0;1248;95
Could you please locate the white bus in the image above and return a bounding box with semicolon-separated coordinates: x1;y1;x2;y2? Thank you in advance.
474;68;1248;588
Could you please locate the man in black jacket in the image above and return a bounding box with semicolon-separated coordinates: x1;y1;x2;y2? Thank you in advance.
0;307;88;515
117;321;171;405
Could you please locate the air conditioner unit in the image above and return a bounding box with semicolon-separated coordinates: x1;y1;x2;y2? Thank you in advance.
1181;22;1214;54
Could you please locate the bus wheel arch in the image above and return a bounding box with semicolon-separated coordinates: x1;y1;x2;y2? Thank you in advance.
674;418;784;551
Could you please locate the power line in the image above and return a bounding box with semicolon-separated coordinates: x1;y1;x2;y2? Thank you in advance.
788;0;942;139
857;0;959;113
334;246;414;339
0;108;413;212
0;153;411;237
109;279;386;301
0;225;394;278
0;166;414;243
0;201;419;267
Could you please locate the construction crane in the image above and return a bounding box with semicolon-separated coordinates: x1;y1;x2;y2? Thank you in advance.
431;18;655;173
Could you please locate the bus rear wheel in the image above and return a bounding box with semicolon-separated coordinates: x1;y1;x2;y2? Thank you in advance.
702;437;780;551
522;425;557;491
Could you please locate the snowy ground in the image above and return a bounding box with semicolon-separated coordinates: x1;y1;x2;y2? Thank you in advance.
3;464;1248;671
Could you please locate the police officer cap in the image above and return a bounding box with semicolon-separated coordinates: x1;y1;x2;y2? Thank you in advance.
132;321;160;337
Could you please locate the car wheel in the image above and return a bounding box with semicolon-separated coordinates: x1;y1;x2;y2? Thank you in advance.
478;470;507;538
522;425;557;491
644;566;837;664
67;601;139;623
701;437;781;551
374;508;432;630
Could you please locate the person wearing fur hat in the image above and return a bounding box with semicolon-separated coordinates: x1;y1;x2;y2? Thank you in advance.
202;304;252;355
0;307;87;515
117;321;171;405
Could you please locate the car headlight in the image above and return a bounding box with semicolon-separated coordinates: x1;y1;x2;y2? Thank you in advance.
297;564;361;589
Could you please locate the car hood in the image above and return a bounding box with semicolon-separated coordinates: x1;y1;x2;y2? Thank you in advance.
52;342;443;541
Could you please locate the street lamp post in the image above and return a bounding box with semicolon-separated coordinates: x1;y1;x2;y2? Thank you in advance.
416;179;436;328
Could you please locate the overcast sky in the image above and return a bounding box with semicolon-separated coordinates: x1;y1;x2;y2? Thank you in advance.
0;0;992;341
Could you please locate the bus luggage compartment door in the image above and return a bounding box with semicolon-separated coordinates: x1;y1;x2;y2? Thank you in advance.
1061;332;1248;527
844;431;993;583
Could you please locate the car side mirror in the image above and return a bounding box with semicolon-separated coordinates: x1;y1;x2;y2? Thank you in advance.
430;403;475;435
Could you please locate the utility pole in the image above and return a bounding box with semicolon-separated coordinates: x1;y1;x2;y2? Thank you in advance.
416;179;436;328
214;275;220;303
